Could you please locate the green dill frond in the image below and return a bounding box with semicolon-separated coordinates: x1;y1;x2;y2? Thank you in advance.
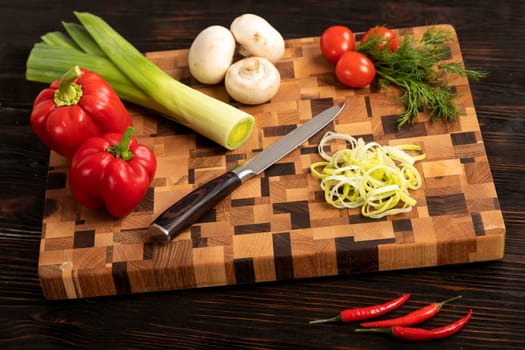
427;87;460;122
356;26;486;128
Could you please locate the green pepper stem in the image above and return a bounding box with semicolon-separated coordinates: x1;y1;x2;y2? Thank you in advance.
54;65;83;107
107;126;134;161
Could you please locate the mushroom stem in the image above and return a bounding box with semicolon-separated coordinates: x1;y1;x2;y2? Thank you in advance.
239;57;262;77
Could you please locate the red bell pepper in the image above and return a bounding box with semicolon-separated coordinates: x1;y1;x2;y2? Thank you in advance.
30;65;132;159
69;126;156;218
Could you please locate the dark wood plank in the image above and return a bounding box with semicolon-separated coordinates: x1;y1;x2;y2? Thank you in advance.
1;0;524;349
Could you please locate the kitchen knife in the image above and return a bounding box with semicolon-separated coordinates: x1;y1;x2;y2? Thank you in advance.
148;101;346;243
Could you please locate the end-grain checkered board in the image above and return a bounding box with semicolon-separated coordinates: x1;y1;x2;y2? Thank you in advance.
38;25;505;299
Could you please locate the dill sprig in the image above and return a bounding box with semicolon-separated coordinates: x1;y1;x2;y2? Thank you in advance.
356;26;486;129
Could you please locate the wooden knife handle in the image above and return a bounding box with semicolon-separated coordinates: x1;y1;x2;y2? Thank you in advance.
149;171;242;243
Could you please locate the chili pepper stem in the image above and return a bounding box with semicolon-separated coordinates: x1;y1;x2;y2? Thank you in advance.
355;327;392;334
54;65;83;107
436;295;462;309
308;314;342;324
107;126;134;161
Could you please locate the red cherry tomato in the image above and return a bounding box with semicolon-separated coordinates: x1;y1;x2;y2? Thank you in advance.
335;51;376;88
320;25;355;64
361;26;399;52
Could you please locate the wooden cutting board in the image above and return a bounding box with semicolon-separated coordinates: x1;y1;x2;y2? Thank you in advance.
38;25;505;300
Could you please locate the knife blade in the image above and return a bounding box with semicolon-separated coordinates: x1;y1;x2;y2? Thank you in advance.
148;101;346;243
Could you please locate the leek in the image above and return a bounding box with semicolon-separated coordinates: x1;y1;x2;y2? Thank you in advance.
62;22;106;56
25;12;254;150
26;43;171;115
41;31;81;50
310;132;425;218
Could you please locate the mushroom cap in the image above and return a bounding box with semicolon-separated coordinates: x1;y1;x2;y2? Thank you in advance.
230;13;285;63
188;25;236;84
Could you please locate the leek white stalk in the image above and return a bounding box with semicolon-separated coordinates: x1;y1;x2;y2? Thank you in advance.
74;11;254;150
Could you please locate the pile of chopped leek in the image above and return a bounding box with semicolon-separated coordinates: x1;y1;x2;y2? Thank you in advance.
26;11;254;150
310;132;425;218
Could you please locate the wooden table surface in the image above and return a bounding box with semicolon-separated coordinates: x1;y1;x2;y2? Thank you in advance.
1;1;523;349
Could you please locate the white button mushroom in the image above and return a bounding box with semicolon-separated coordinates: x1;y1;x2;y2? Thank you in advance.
230;13;285;63
224;56;281;105
188;25;236;85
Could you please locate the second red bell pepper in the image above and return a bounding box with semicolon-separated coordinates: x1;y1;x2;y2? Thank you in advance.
68;126;156;218
30;65;132;159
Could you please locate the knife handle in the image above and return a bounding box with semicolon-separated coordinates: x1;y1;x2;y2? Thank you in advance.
149;171;242;243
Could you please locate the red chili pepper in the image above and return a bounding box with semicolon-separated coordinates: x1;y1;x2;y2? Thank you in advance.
30;65;132;159
309;293;410;324
359;295;462;328
69;126;156;218
355;309;473;341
